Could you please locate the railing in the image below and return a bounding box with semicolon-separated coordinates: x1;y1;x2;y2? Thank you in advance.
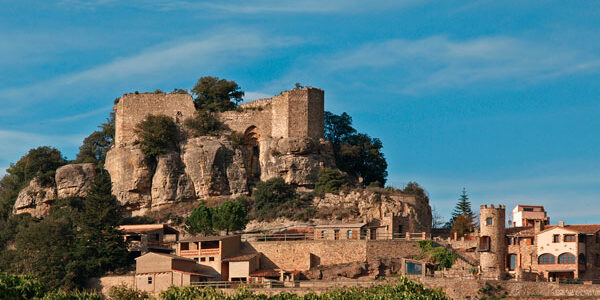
241;232;428;242
200;248;220;255
180;250;199;257
191;281;283;289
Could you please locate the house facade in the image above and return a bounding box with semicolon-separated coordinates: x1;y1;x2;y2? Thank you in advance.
119;224;179;256
135;252;209;293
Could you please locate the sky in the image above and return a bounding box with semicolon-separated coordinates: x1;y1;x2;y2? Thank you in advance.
1;0;599;225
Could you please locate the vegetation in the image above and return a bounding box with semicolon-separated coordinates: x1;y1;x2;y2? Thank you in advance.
0;146;67;220
250;177;298;221
445;188;476;231
75;113;115;167
314;168;350;195
159;277;449;299
324;111;388;187
229;131;249;148
134;114;179;162
191;76;244;112
185;197;249;235
108;284;151;300
184;111;223;137
418;240;457;270
0;171;130;290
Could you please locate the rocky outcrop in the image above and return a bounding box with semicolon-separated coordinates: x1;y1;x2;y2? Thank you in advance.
13;163;99;218
104;146;154;211
55;163;96;198
260;137;335;186
181;137;247;198
313;188;432;233
13;178;57;218
151;152;195;208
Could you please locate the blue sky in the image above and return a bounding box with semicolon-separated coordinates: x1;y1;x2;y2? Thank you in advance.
1;0;599;225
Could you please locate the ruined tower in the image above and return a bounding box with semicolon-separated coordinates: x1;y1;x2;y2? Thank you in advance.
479;204;506;280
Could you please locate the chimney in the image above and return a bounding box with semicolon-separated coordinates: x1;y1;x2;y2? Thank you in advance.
558;221;565;227
534;220;544;233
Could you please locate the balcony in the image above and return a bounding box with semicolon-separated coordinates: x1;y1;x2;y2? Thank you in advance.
200;248;220;256
180;250;200;257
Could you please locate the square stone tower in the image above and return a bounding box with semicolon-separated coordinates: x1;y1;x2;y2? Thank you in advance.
271;87;324;139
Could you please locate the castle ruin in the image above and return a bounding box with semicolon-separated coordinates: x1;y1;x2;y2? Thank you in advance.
105;87;335;214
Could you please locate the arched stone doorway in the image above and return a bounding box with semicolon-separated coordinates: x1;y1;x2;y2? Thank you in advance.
244;126;261;186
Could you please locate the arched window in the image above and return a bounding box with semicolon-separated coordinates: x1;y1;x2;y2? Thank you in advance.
579;253;586;264
538;253;555;264
558;253;576;264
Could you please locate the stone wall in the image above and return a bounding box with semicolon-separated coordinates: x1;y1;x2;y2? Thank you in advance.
114;93;196;147
242;239;423;272
86;275;135;296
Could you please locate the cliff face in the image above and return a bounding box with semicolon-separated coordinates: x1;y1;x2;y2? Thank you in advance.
13;163;97;218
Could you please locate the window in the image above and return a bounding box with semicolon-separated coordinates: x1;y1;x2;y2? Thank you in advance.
320;230;327;239
147;276;152;284
523;207;534;212
347;230;353;239
564;235;576;242
200;257;206;262
558;253;576;264
209;257;215;262
579;254;586;264
194;258;199;262
180;242;189;251
398;225;403;234
478;236;491;252
507;254;517;271
334;229;340;240
538;253;556;264
486;218;493;226
553;234;560;243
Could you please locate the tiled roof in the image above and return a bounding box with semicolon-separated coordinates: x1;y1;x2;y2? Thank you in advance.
538;224;600;234
223;253;259;262
119;224;178;234
135;252;196;262
506;226;535;236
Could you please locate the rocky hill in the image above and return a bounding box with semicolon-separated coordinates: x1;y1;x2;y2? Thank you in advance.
12;87;431;233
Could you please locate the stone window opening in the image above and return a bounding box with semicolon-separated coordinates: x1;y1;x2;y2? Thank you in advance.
486;218;493;226
320;230;327;239
147;276;152;284
347;230;353;239
564;234;576;242
180;242;189;251
553;234;560;243
209;257;215;261
478;236;491;252
334;229;340;240
579;253;586;264
244;126;261;186
507;254;517;271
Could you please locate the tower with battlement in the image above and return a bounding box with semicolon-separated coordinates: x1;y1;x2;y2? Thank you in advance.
479;204;506;280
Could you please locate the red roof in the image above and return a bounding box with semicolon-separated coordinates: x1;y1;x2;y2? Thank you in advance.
539;224;600;234
223;253;259;262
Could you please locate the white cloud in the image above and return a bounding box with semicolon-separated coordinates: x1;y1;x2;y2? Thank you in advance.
0;130;85;167
0;28;300;115
243;91;272;101
58;0;425;14
293;36;600;94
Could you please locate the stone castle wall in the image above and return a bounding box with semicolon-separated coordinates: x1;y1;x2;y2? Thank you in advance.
114;93;196;147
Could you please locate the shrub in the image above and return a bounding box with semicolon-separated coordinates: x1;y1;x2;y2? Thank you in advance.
41;290;103;300
314;168;350;194
134;115;179;161
229;131;249;148
0;273;46;300
251;178;296;221
108;283;151;300
418;240;457;270
184;111;223;137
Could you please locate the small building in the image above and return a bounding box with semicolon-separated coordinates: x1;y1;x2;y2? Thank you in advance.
135;252;209;293
314;223;366;240
176;235;245;280
119;224;179;257
224;253;260;281
314;214;410;240
512;205;549;227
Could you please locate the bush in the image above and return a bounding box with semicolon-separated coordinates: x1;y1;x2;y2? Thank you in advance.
184;111;223;137
251;178;297;221
41;290;103;300
314;168;350;194
418;240;457;270
0;273;46;300
134;115;179;161
108;283;151;300
229;131;249;148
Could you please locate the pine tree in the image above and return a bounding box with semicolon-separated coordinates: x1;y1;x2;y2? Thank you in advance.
445;188;475;229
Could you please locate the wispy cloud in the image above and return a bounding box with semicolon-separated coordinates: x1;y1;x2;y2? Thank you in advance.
0;130;85;169
58;0;426;14
279;35;600;95
46;105;113;123
0;28;300;115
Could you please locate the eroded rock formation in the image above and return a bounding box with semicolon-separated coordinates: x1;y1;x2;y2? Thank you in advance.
13;163;97;218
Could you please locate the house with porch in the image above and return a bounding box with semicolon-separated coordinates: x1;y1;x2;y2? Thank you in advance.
119;224;179;257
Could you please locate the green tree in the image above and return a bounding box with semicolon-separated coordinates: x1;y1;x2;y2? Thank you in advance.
191;76;244;112
171;88;189;94
76;113;115;166
184;111;223;137
0;147;66;220
213;199;249;235
314;168;350;194
251;178;296;221
445;188;475;229
324;111;388;186
134;115;179;162
185;201;214;235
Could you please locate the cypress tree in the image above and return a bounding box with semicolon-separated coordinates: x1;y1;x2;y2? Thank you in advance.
445;188;475;229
